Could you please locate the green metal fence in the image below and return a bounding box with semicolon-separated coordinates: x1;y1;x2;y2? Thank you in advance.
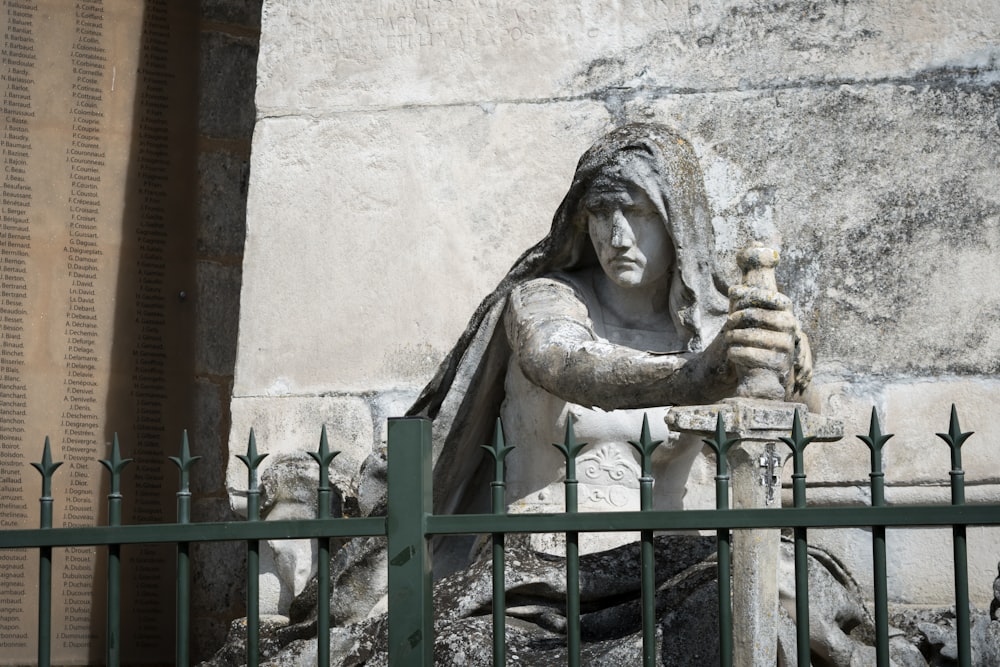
1;407;998;666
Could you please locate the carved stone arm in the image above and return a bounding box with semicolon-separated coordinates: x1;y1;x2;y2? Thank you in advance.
505;278;735;410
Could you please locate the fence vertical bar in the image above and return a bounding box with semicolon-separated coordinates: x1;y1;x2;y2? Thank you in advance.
703;415;738;667
237;430;267;667
31;438;61;667
169;431;200;667
553;417;585;667
99;434;132;667
309;426;339;667
482;419;514;666
859;408;892;667
937;405;972;667
387;417;433;666
780;411;815;667
629;415;663;667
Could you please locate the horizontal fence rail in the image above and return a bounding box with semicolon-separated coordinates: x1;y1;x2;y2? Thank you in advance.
3;503;999;549
0;407;998;666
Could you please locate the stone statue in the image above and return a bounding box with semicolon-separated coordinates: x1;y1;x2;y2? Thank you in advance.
210;125;950;667
408;123;811;550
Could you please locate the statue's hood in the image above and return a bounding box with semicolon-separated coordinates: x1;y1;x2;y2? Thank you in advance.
543;123;732;351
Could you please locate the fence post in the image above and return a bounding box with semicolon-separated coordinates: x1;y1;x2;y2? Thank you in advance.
937;406;973;667
482;418;513;666
169;431;200;667
386;417;433;666
310;426;339;667
237;430;267;667
859;408;892;667
31;437;62;667
703;415;740;667
780;411;816;667
554;417;585;667
99;434;132;667
629;415;664;667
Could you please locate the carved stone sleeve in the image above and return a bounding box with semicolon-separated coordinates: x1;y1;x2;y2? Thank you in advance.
505;278;732;410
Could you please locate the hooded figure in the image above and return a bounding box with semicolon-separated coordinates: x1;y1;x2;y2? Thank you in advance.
406;124;806;535
263;124;811;653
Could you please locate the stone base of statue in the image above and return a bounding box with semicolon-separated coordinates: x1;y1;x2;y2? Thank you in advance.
668;398;843;667
200;532;948;667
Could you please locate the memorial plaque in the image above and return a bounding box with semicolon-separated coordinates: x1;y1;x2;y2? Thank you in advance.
0;0;196;663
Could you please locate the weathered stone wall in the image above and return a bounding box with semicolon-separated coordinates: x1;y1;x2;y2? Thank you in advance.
233;0;1000;609
192;0;261;657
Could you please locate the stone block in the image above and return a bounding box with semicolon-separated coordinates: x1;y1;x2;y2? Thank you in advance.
191;498;247;658
198;149;250;257
809;525;1000;609
200;30;259;139
255;0;1000;113
883;379;1000;486
793;377;885;487
636;82;1000;378
234;102;609;395
786;378;1000;495
227;395;374;508
783;378;1000;492
191;378;225;495
784;377;1000;611
195;261;241;377
201;0;262;27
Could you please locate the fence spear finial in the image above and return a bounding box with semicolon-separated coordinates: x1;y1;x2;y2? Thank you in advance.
309;425;341;492
237;429;268;489
238;429;268;523
859;408;893;458
702;412;740;480
628;414;664;479
552;415;587;481
936;404;973;473
169;430;201;496
779;409;816;509
937;405;973;508
858;408;893;499
481;418;514;485
32;436;63;500
99;433;133;498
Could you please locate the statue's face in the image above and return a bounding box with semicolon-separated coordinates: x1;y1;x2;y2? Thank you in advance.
585;184;675;289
